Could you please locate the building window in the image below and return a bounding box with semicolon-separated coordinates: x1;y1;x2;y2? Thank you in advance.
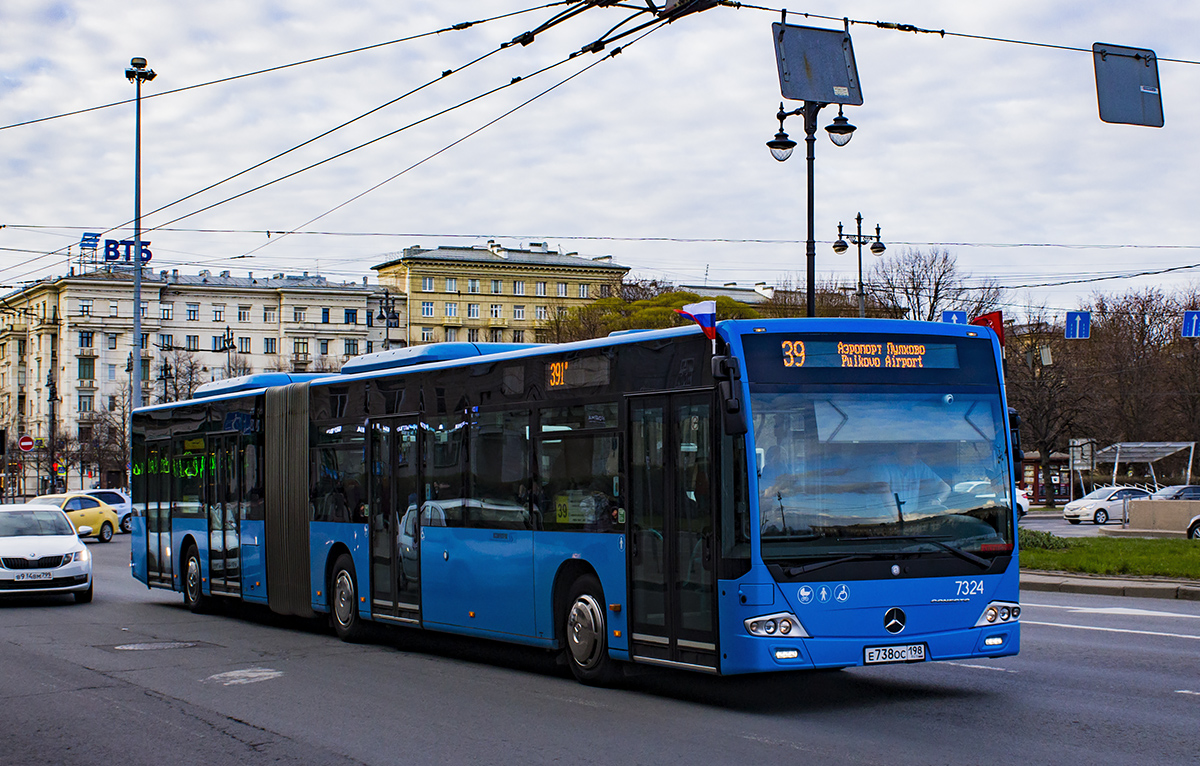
344;309;358;325
599;283;612;298
140;301;148;318
78;357;95;380
141;333;149;350
536;305;548;321
468;279;480;294
211;336;224;351
319;339;329;355
444;328;457;342
78;395;94;413
467;328;480;342
158;334;172;349
110;302;119;317
558;306;568;318
79;299;93;316
79;331;94;348
467;303;480;319
513;281;525;296
264;337;277;354
264;306;278;323
107;334;117;350
187;303;200;321
512;329;525;343
579;284;589;299
107;364;116;381
345;339;359;356
489;329;504;343
294;307;306;323
421;327;435;342
213;306;225;322
491;279;503;294
422;277;435;291
365;340;374;353
239;305;251;322
445;302;458;317
536;282;547;296
161;303;173;320
238;337;251;353
557;282;568;297
294;339;309;355
186;335;199;351
421;301;434;318
445;278;457;293
513;305;525;320
108;395;117;410
365;310;374;327
490;304;502;319
321;308;330;324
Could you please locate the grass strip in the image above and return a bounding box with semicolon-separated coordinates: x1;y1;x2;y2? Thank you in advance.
1019;533;1200;580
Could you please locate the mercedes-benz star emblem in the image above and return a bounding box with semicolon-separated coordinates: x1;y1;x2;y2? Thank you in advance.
884;607;907;634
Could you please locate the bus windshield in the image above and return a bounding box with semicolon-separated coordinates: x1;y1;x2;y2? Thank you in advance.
751;389;1014;564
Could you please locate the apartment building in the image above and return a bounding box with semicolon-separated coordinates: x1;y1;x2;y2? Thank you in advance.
372;241;629;345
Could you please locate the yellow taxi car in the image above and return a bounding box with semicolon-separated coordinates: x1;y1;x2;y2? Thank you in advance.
34;493;120;543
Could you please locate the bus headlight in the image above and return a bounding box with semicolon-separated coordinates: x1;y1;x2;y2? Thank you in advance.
745;612;809;638
974;601;1020;627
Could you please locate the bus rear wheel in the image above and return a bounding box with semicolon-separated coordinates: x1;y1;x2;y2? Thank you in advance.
564;574;620;686
183;544;209;613
331;554;367;642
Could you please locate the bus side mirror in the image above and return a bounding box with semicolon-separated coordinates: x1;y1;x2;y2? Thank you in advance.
713;355;748;435
1008;407;1024;463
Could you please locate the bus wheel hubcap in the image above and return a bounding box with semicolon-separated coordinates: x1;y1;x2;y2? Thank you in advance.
335;572;354;627
567;594;604;669
187;557;199;598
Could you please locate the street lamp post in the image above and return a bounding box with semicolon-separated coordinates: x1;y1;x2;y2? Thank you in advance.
126;57;155;410
767;102;856;317
832;213;886;318
377;290;399;350
221;326;235;377
46;372;58;493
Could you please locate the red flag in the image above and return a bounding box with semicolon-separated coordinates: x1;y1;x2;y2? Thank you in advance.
970;311;1004;346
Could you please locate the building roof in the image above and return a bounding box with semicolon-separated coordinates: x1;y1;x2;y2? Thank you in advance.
2;267;374;300
678;283;777;305
372;242;629;273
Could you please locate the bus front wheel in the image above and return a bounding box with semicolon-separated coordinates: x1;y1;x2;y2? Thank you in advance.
564;574;620;686
183;544;209;613
331;554;367;642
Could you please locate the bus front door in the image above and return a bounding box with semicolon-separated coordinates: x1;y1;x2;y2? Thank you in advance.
628;392;718;671
145;440;172;587
206;433;241;596
368;416;422;623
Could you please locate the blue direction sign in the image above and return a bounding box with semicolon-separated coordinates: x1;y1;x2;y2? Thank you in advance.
1065;311;1091;339
1183;311;1200;338
941;310;968;324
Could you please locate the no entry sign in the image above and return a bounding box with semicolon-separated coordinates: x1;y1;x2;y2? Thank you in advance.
18;435;34;452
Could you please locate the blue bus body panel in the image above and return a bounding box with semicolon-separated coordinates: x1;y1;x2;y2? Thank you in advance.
421;527;536;638
130;517;147;585
240;520;268;604
170;518;208;594
532;531;627;651
309;521;369;614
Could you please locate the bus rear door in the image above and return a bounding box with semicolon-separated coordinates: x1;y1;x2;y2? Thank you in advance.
368;415;422;623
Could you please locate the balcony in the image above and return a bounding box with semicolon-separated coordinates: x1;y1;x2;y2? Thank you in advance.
442;316;462;327
487;318;509;328
77;348;97;358
77;379;97;390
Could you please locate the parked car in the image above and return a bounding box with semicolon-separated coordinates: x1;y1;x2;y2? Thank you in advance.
85;488;132;533
1149;485;1200;501
1014;488;1030;517
34;493;120;543
1062;486;1151;525
0;503;93;603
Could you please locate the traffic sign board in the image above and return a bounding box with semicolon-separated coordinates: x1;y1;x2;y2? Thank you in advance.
941;310;968;324
1065;311;1091;339
18;435;34;452
1183;311;1200;338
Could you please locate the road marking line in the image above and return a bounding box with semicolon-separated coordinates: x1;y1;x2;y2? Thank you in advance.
1176;690;1200;696
1023;620;1200;641
1023;603;1200;620
945;662;1017;673
204;668;282;686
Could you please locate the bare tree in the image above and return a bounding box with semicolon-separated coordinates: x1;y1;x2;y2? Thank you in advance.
156;350;205;403
620;277;676;302
868;248;1003;321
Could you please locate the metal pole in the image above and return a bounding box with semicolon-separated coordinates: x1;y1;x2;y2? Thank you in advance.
132;74;143;409
855;213;866;318
803;101;820;318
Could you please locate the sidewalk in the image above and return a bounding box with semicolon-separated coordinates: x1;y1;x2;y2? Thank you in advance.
1021;570;1200;601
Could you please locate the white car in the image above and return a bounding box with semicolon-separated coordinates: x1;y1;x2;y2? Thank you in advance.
0;503;93;603
86;488;132;534
1014;488;1030;517
1062;486;1151;525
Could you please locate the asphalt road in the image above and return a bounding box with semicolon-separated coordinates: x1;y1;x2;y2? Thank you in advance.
2;538;1198;766
1019;511;1107;537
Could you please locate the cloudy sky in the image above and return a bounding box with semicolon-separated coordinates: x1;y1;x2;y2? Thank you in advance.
2;1;1198;322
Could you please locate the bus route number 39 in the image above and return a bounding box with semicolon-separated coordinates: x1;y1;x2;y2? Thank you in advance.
781;340;805;367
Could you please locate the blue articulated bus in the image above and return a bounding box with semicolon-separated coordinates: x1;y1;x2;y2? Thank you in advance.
131;318;1021;684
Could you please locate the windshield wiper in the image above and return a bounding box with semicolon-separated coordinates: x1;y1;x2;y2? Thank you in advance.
837;535;992;570
782;554;874;577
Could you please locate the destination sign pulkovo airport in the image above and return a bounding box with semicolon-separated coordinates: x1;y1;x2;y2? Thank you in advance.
779;339;960;369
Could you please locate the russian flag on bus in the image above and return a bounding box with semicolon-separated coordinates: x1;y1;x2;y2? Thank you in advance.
675;300;717;340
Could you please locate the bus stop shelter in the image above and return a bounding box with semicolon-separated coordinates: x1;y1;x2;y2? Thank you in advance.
1093;442;1195;487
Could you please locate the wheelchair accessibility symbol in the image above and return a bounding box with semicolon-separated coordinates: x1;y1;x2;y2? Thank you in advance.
834;584;850;603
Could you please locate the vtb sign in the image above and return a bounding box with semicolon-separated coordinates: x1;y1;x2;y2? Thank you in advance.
81;232;153;263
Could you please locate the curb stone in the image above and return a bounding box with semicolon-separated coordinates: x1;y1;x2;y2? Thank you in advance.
1020;570;1200;601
